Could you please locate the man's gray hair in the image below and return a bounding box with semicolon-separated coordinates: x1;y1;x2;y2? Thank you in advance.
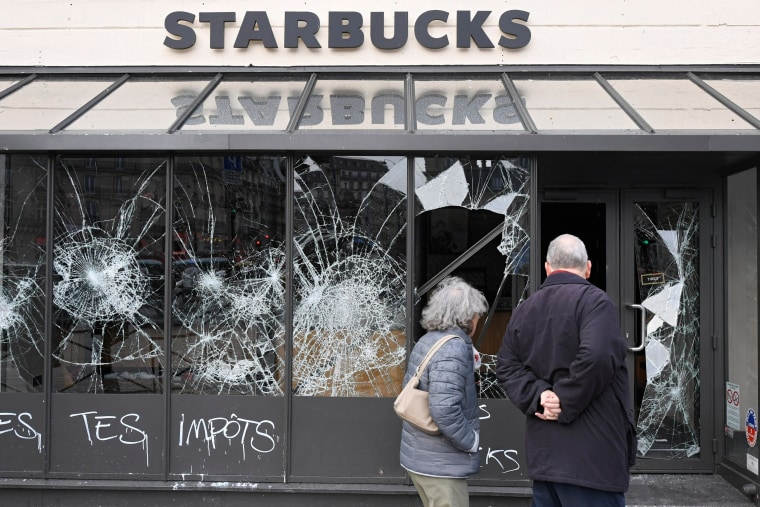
420;276;488;335
546;234;588;271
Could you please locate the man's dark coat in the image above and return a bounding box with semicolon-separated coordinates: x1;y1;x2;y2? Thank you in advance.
496;271;635;493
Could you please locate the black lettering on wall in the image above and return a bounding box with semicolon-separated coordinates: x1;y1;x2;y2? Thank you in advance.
456;11;494;48
328;12;364;48
414;10;449;49
164;11;197;50
369;12;408;50
199;12;236;49
164;10;532;52
498;10;531;49
234;11;278;48
284;12;322;48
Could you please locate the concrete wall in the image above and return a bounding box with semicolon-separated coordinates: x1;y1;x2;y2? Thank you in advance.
0;0;758;67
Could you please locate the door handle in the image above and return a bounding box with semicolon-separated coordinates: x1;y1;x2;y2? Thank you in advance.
626;303;647;352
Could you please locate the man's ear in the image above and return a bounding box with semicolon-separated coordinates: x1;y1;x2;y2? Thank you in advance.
545;262;553;276
585;260;592;279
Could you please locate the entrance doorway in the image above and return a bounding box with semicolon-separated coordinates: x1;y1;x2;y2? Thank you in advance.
540;189;714;473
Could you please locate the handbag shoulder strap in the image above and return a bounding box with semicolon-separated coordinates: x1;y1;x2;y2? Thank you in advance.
413;334;459;378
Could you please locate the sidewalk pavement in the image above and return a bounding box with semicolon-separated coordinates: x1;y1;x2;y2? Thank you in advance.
626;474;756;506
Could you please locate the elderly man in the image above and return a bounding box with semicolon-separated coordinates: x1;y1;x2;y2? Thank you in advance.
496;234;635;507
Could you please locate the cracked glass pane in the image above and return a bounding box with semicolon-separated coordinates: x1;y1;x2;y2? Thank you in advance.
633;201;700;458
292;156;407;397
0;155;46;393
53;157;166;393
413;156;531;399
172;156;286;396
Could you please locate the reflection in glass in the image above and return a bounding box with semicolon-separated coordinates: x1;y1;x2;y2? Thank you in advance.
512;78;638;130
67;79;216;131
53;157;166;393
414;80;523;131
172;156;286;395
0;155;46;393
181;80;307;132
725;168;758;467
297;79;405;130
633;202;700;458
292;156;407;397
0;79;113;131
608;78;753;130
414;156;531;398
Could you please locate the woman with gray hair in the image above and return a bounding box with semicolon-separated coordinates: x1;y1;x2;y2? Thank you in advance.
400;276;487;507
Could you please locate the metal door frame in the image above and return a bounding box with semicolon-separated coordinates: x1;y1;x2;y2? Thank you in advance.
621;189;714;473
538;187;715;473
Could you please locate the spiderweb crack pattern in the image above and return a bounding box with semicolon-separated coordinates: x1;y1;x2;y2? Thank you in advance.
291;156;407;397
0;246;45;391
172;247;286;395
171;159;286;395
53;162;165;392
0;158;47;392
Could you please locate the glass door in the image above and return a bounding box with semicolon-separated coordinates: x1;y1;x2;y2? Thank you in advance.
622;190;713;472
540;189;713;473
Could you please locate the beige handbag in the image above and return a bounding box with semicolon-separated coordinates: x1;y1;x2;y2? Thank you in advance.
394;334;457;435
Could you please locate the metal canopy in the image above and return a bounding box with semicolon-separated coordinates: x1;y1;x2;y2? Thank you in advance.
0;66;759;152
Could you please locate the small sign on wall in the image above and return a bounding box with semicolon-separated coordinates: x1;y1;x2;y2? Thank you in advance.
726;381;741;431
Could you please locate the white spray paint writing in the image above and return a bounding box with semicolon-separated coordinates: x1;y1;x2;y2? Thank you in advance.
178;413;277;460
0;412;43;452
70;411;150;466
478;403;521;474
482;447;521;474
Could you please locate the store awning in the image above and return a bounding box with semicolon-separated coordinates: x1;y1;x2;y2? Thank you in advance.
1;66;759;152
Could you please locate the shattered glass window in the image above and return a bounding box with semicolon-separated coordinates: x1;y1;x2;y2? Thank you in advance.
413;156;531;399
633;201;700;458
172;156;286;396
292;156;407;397
53;157;167;393
0;155;46;393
